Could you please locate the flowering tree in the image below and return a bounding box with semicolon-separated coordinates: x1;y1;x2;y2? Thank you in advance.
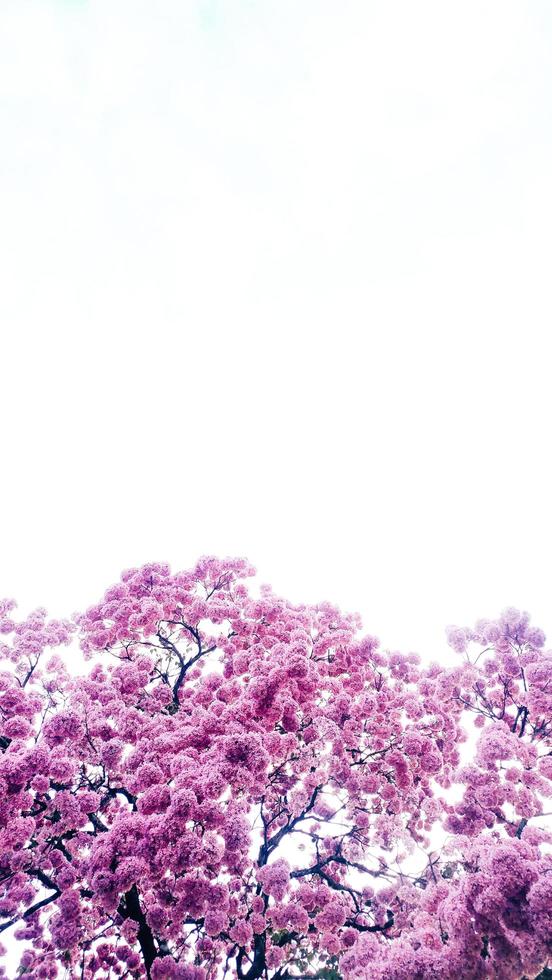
0;558;551;979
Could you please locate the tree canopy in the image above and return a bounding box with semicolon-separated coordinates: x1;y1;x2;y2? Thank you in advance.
0;558;550;978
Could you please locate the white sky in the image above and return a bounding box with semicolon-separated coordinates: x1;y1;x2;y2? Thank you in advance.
1;0;552;661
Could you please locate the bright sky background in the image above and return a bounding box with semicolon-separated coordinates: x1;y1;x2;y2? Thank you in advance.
1;0;552;662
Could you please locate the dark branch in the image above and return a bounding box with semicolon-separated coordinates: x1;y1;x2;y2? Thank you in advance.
120;884;158;978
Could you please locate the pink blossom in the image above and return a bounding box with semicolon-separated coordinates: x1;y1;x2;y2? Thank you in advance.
257;858;290;902
204;910;228;936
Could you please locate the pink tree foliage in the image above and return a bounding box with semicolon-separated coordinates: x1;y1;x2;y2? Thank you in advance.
0;559;551;979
